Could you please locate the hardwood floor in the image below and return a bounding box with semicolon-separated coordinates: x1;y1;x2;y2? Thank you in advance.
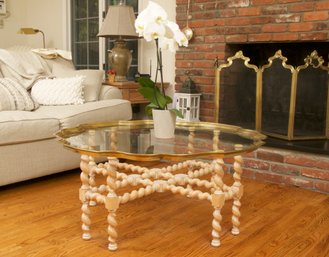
0;167;328;257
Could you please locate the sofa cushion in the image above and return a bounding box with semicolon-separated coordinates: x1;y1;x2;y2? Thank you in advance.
44;56;76;74
31;77;85;105
0;111;60;145
35;99;132;128
52;64;104;102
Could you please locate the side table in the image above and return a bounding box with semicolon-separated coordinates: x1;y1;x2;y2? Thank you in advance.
103;81;170;104
103;81;149;104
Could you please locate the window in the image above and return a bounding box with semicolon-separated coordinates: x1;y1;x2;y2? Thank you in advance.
71;0;99;70
71;0;138;79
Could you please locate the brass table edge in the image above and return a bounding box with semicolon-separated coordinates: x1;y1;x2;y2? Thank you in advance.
56;120;266;161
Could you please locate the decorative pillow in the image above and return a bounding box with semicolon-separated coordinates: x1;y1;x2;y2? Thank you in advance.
52;64;104;102
31;77;85;105
0;78;39;111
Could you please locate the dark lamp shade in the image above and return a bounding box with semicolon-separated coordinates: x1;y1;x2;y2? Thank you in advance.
97;5;138;38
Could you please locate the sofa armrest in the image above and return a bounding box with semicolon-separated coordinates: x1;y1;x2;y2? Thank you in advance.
99;85;123;100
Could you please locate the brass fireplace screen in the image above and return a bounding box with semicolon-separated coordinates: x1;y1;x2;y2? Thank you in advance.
215;50;329;140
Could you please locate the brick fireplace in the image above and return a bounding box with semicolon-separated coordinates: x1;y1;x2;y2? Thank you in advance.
175;0;329;193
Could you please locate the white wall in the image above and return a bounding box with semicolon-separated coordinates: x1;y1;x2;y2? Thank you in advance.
0;0;66;49
0;0;28;47
24;0;66;49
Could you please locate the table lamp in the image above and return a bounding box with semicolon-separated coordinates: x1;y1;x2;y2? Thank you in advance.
97;3;138;82
18;28;46;48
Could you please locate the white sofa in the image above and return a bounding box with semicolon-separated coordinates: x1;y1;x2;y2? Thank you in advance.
0;46;132;186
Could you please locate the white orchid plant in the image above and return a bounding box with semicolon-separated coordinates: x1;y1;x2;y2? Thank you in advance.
135;1;188;117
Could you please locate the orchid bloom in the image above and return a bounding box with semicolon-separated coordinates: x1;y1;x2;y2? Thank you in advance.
135;1;188;52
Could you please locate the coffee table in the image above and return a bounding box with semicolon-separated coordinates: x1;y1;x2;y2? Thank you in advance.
56;120;265;251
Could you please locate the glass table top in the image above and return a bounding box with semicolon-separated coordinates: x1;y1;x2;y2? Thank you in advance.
56;120;266;161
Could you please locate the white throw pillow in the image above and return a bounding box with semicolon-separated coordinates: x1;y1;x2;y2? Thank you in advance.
0;78;39;111
31;77;85;105
52;64;104;102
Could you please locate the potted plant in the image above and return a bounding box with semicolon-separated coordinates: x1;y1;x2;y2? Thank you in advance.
135;1;188;138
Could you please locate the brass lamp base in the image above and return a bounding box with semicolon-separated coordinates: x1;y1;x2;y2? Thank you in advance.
108;39;132;82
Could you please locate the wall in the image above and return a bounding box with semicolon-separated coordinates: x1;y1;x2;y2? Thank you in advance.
0;0;66;49
0;0;27;47
24;0;66;49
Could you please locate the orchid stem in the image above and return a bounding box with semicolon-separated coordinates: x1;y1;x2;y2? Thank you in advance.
153;39;161;109
155;39;167;110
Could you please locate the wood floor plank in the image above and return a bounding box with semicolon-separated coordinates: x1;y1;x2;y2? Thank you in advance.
0;168;328;257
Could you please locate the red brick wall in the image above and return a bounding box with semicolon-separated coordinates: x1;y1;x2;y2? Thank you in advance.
241;148;329;194
221;148;329;194
175;0;329;194
176;0;329;122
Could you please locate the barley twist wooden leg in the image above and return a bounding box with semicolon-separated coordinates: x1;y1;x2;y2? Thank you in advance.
186;162;194;197
231;144;244;235
110;127;118;151
88;156;97;206
81;203;91;240
106;157;119;251
187;130;196;196
211;191;225;247
107;207;118;251
80;155;92;240
213;129;220;151
231;198;242;235
211;208;222;247
212;158;224;191
188;128;195;154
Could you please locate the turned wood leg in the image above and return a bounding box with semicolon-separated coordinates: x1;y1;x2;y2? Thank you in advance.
106;195;119;251
106;157;119;251
186;162;194;197
81;202;91;240
210;157;225;246
211;158;224;190
80;155;92;240
231;145;244;235
88;157;97;207
231;196;242;235
211;191;225;247
231;184;244;235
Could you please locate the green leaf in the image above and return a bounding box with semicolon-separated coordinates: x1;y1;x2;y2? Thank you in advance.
137;77;155;88
170;108;184;118
137;76;172;111
165;95;173;104
154;90;169;109
138;87;158;106
145;103;158;116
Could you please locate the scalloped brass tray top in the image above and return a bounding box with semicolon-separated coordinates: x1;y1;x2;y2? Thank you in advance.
56;120;266;161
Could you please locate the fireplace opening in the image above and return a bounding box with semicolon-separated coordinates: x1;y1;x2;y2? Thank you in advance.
217;42;329;155
227;42;329;67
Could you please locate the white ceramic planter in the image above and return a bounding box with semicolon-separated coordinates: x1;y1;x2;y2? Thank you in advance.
152;109;176;139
